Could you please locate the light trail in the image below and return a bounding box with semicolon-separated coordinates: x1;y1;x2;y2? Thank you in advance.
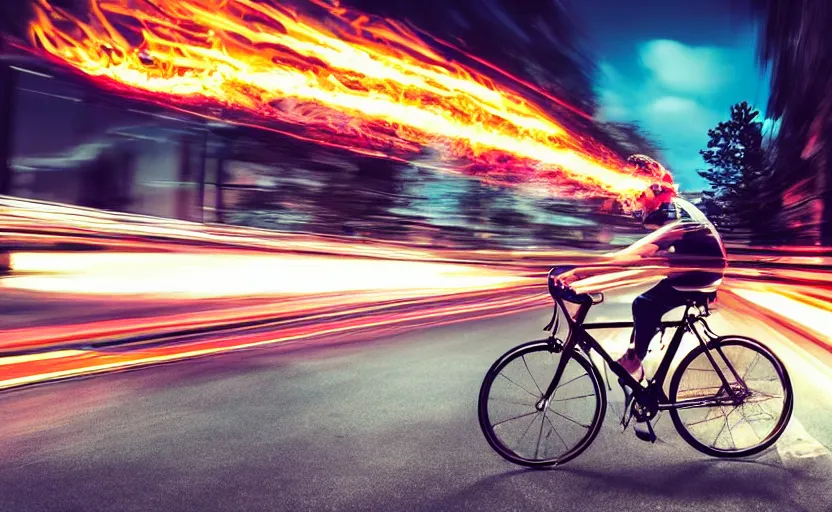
728;283;832;349
0;286;548;390
3;197;832;390
5;252;531;297
26;0;663;197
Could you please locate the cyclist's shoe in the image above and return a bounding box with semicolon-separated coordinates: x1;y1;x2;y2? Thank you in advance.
617;349;644;382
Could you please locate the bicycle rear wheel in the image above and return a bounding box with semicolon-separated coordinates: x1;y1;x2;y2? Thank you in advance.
478;340;606;467
669;336;793;457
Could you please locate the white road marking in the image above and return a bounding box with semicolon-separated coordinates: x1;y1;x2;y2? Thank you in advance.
777;417;832;469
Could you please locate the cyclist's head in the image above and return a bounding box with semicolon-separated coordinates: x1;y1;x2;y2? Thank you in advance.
627;155;677;230
635;183;678;230
627;154;673;184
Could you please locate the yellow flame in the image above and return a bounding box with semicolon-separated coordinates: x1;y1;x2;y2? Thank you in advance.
28;0;657;196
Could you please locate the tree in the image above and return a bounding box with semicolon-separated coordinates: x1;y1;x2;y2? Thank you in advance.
699;102;769;235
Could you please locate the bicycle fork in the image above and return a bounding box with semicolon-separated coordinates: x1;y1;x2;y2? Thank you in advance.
535;336;576;412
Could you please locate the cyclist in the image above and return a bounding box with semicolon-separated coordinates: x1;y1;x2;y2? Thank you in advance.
612;155;728;381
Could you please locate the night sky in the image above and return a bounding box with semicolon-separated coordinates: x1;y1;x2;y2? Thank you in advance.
570;0;774;190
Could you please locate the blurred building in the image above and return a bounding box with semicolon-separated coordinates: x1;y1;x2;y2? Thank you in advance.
747;0;832;246
0;37;623;250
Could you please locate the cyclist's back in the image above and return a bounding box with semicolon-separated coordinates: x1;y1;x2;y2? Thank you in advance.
640;197;727;291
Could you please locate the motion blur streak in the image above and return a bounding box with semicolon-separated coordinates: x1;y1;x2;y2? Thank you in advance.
6;252;530;297
26;0;659;197
3;197;832;389
729;283;832;348
0;288;547;390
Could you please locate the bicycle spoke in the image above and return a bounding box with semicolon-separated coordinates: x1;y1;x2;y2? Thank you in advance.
553;393;595;402
746;400;776;422
746;376;778;383
513;413;539;450
550;410;590;429
534;412;546;460
746;390;782;401
498;373;539;399
556;372;588;391
720;406;738;450
522;355;543;395
489;397;536;407
742;353;761;381
738;404;764;439
684;411;725;427
493;410;538;428
544;413;570;451
743;410;776;423
711;408;730;448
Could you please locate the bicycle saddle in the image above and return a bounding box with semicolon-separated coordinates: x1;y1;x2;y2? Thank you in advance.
685;291;717;307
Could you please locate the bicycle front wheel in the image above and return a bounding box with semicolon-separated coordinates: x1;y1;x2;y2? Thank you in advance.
478;340;606;467
669;336;793;457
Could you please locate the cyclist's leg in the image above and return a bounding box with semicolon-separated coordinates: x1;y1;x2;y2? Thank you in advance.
618;280;689;379
631;279;691;359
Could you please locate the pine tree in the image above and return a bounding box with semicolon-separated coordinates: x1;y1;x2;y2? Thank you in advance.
699;102;768;235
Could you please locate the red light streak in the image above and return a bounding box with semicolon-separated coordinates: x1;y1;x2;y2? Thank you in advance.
0;286;548;390
3;198;832;390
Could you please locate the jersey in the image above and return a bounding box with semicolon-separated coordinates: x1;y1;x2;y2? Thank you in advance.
623;198;727;293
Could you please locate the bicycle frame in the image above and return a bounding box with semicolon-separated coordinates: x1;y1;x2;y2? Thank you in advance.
537;290;747;415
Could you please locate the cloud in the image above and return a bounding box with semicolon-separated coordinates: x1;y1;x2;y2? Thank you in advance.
595;37;764;190
643;96;721;137
646;96;700;116
639;40;731;95
597;88;630;121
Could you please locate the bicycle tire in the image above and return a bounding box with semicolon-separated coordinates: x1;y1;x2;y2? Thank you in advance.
669;336;793;458
478;340;606;467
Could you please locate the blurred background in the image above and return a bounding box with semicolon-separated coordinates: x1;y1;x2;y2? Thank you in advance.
0;0;829;378
5;0;826;253
1;2;832;511
0;0;828;361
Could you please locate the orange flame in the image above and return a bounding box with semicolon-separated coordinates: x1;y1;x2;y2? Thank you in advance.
27;0;664;197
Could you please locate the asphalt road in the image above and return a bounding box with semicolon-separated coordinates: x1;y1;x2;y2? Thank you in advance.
1;287;831;512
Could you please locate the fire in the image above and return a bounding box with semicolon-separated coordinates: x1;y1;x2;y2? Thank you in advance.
27;0;663;196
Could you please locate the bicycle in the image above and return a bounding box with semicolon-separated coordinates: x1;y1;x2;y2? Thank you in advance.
478;266;794;467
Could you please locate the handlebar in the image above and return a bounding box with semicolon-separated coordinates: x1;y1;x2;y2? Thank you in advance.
547;267;604;306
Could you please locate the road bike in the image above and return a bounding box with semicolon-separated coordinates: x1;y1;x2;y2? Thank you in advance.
478;267;794;467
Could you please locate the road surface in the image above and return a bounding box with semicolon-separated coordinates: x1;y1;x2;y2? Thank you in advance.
1;285;831;512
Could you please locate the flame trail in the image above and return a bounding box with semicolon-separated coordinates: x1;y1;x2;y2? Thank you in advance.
27;0;664;197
